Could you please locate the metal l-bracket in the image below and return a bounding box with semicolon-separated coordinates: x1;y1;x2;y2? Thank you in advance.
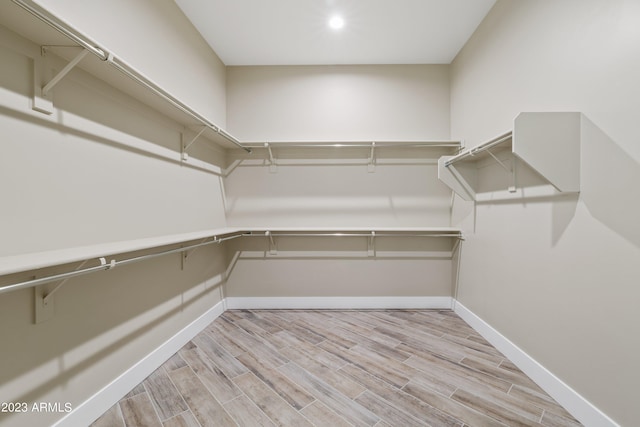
266;231;277;254
485;149;510;172
222;159;243;177
509;157;517;192
182;237;216;268
42;259;90;307
446;164;476;201
181;126;207;161
35;257;100;323
33;54;53;114
34;282;54;324
367;231;376;256
265;143;277;173
485;149;516;193
368;142;376;173
42;48;89;96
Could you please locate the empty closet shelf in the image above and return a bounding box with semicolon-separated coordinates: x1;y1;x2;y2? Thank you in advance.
0;227;244;277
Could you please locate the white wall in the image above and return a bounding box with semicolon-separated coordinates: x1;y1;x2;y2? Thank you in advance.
223;65;456;299
450;1;640;425
0;1;230;424
227;65;450;141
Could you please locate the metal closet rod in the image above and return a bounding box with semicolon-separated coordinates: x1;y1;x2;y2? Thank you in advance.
444;131;513;167
248;232;463;238
0;233;248;295
246;142;460;149
11;0;252;154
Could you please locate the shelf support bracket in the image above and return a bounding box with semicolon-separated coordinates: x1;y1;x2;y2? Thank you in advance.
42;48;89;96
265;143;277;173
265;231;277;254
446;164;476;201
485;149;517;193
33;48;54;114
222;159;244;177
368;231;376;256
35;257;113;323
368;142;376;173
182;237;215;268
182;126;207;161
41;259;89;307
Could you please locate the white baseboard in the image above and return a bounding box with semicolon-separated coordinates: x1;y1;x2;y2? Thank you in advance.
225;296;454;310
453;301;619;427
54;300;226;427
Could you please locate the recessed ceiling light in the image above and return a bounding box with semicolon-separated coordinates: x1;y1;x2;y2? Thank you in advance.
328;15;345;30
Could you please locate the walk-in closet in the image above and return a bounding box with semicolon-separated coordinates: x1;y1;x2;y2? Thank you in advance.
1;1;638;426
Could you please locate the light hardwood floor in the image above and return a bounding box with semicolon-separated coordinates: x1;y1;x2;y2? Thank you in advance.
92;309;582;427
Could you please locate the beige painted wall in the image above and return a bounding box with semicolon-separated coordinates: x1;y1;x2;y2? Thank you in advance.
226;65;450;141
33;0;227;125
224;235;456;298
0;1;229;424
450;1;640;425
224;65;455;298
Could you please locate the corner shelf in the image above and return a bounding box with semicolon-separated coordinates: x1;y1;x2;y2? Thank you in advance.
438;112;582;201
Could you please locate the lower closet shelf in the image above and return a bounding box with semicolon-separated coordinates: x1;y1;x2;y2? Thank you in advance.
0;226;462;296
0;227;244;282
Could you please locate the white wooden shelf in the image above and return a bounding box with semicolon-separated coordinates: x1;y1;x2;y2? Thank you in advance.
225;140;460;173
241;226;460;233
228;227;463;260
0;226;461;289
0;227;243;277
438;112;582;201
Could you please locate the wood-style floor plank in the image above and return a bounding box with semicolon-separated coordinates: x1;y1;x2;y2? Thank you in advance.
405;352;513;393
143;368;188;421
300;400;353;427
233;372;314;426
161;410;200;427
402;380;508;427
190;333;248;378
178;347;242;404
355;390;434;427
168;366;236;427
119;393;162;427
122;384;146;400
338;362;466;427
280;344;366;399
91;404;124;427
278;361;380;427
541;409;583;427
236;350;315;410
93;309;582;427
451;388;545;427
162;353;188;372
223;395;276;427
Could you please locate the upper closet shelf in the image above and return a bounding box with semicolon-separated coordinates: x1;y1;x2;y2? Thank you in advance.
10;0;252;154
228;141;460;172
438;112;582;201
243;141;460;149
